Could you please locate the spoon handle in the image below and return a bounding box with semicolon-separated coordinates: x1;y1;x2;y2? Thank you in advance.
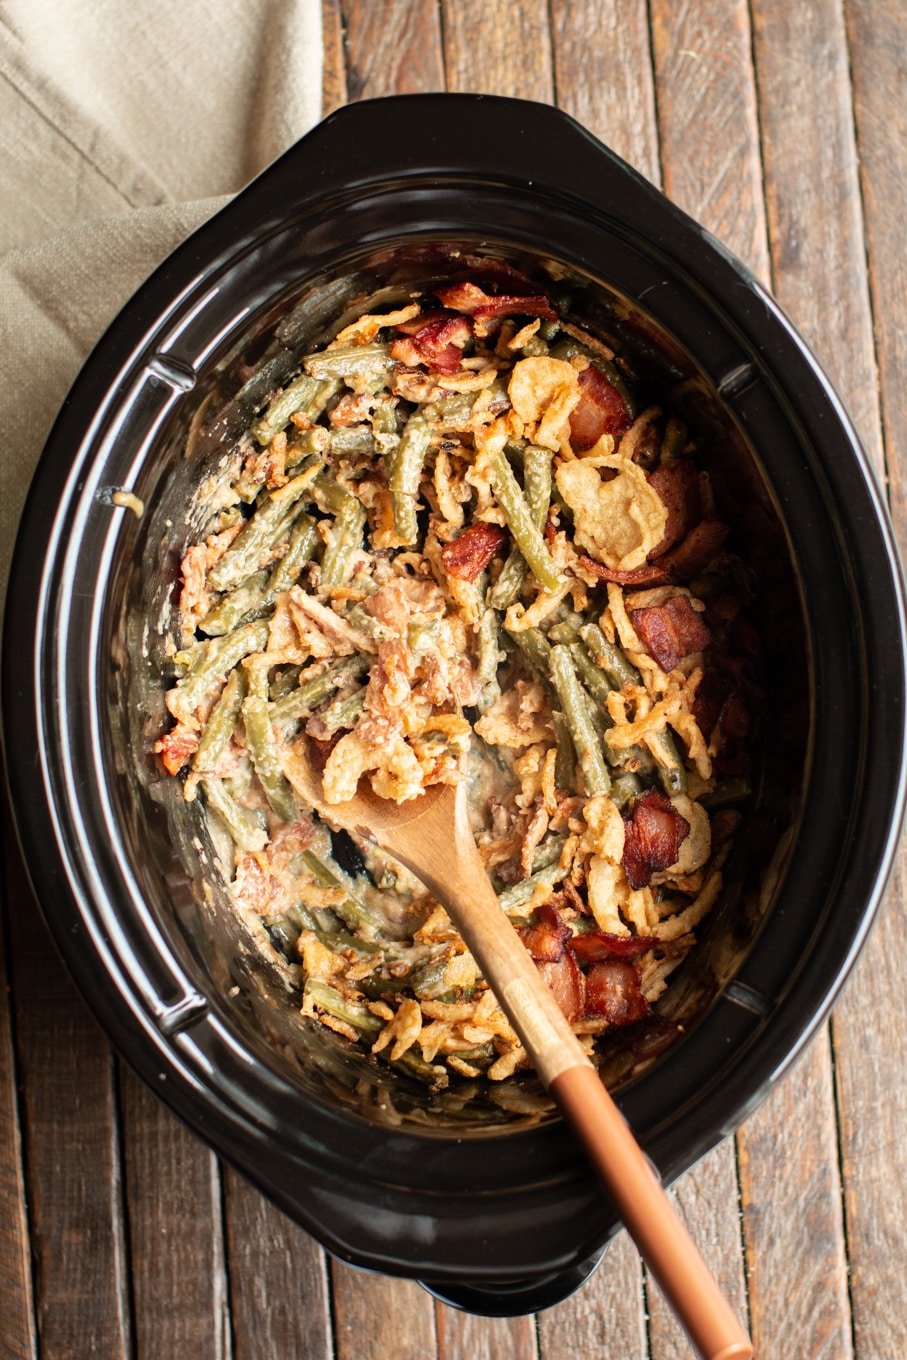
389;785;752;1360
552;1066;752;1360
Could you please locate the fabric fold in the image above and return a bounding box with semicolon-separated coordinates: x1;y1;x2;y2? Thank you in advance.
0;0;323;591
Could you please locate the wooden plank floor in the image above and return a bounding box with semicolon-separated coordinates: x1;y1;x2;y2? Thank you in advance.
2;2;906;1355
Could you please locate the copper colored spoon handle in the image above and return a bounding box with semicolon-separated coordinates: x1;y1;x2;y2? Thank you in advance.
552;1066;752;1360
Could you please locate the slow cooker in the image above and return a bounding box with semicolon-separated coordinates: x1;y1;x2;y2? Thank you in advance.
3;95;905;1315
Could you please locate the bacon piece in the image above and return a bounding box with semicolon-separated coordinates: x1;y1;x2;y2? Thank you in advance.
576;554;671;588
630;595;711;671
621;788;690;890
435;281;556;322
536;951;585;1023
660;517;728;579
392;311;473;374
569;931;659;963
394;309;447;336
576;516;729;588
519;903;571;963
692;667;735;741
440;521;507;580
157;723;199;775
647;461;701;558
568;363;632;450
585;959;652;1024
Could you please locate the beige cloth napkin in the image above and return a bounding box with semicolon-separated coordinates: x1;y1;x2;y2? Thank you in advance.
0;0;323;593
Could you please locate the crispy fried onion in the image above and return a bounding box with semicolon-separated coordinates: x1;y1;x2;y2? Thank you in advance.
556;449;667;571
508;356;581;452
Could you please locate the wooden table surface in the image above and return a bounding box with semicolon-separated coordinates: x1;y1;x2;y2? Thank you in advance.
2;2;905;1357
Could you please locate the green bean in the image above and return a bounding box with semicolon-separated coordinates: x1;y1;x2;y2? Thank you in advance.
552;710;576;790
271;655;369;723
303;342;393;380
252;372;320;445
265;511;318;596
578;622;641;689
269;665;302;701
611;772;643;811
178;619;270;712
393;1050;449;1087
505;625;553;685
318;932;384;960
209;482;310;592
312;472;355;515
321;498;367;589
700;776;752;810
549;644;610;795
477;607;504;712
303;979;382;1038
318;687;366;736
409;957;453;1000
549;624;612;709
344;603;397;644
201;778;268;852
372;399;398;436
498;862;570;913
192;667;247;774
199;572;268;637
330;427;375;457
531;833;568;872
489;445;553;609
424;391;474;428
200;512;317;636
649;729;688;796
242;695;298;822
299;851;385;938
387;411;431;545
286;427;330;468
661;417;687;464
488;445;562;594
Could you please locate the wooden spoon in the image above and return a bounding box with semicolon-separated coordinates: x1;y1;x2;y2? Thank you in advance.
283;749;753;1360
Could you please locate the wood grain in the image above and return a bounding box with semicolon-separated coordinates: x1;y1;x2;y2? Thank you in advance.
646;1144;749;1359
119;1063;229;1360
331;1260;437;1360
738;1038;853;1360
549;0;660;184
322;0;348;115
342;0;444;99
750;0;883;469
224;1171;333;1360
441;0;554;101
0;813;37;1360
435;1305;537;1360
846;0;907;534
837;4;907;1356
6;841;131;1359
649;0;768;279
537;1231;646;1360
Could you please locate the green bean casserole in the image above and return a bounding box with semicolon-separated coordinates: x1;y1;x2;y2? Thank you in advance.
158;270;754;1089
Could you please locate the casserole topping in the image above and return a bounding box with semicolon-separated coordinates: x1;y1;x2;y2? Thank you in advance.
157;274;756;1089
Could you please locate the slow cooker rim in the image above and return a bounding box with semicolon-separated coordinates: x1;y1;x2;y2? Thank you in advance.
3;95;905;1283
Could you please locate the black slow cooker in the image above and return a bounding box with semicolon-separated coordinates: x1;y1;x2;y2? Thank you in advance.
3;96;905;1315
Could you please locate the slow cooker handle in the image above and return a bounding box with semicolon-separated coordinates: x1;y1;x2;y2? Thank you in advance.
240;94;663;233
